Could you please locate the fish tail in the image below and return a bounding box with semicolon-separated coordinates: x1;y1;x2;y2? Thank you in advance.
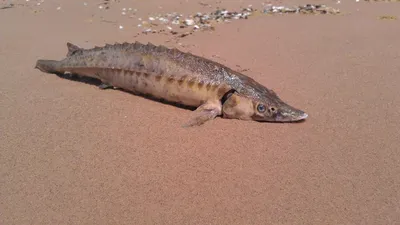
35;59;61;74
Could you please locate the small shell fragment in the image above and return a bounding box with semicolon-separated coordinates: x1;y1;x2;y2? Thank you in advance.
184;19;194;26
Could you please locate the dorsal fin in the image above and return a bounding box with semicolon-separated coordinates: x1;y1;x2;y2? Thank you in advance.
66;42;82;57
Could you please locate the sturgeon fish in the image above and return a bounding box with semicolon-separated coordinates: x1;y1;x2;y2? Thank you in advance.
35;41;308;126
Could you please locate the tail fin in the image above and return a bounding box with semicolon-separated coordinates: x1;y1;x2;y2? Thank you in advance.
66;42;82;57
35;60;60;74
35;42;82;74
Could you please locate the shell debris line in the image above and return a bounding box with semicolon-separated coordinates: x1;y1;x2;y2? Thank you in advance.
363;0;400;1
262;4;341;14
3;1;342;36
133;3;341;38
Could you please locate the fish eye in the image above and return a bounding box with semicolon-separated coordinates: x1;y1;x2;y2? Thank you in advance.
257;104;266;113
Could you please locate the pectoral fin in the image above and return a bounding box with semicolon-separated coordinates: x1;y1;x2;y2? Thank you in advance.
182;101;222;127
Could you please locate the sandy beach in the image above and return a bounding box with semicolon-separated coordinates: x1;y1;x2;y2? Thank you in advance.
1;0;399;224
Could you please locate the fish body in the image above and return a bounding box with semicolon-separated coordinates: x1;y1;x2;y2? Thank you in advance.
35;41;308;126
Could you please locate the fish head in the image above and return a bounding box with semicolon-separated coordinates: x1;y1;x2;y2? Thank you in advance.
222;92;308;123
251;100;308;122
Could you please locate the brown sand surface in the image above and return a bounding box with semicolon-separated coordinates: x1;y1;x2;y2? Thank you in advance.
1;0;400;224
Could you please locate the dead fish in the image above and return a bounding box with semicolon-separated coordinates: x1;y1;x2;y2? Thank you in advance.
35;41;308;127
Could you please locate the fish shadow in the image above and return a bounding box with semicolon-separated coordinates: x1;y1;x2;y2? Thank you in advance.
53;72;197;111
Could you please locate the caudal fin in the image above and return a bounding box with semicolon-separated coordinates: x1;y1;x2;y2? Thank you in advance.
35;59;61;74
66;42;82;57
35;42;82;74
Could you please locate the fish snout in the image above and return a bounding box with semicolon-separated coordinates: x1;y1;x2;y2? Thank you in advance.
275;108;308;122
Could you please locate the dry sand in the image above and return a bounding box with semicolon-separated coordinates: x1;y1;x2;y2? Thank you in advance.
1;0;400;224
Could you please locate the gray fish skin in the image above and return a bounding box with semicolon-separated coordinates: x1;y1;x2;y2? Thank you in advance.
35;41;308;126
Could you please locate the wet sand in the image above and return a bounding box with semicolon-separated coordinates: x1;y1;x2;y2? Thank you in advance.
1;0;399;224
